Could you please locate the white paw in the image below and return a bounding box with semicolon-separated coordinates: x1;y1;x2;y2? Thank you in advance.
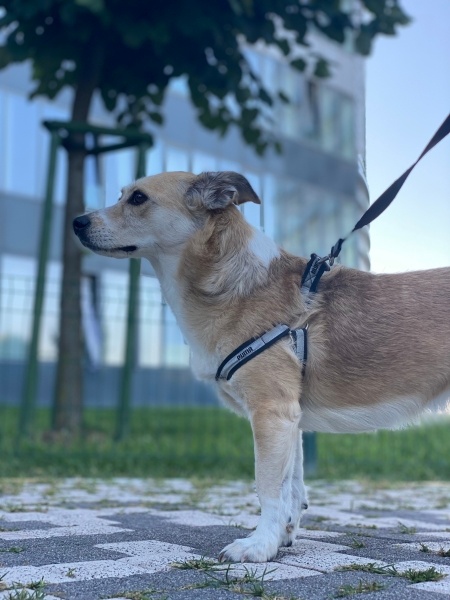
280;500;309;547
219;535;279;563
280;519;298;547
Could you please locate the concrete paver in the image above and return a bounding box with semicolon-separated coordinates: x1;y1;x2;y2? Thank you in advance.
0;478;449;599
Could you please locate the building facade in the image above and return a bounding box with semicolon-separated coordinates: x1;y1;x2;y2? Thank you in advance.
0;34;370;406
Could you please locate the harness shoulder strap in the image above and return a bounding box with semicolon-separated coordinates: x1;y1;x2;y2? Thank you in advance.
215;323;307;382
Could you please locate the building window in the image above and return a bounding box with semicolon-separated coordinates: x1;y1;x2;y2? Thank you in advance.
0;255;61;361
0;90;6;190
192;150;217;173
161;303;189;367
305;82;356;160
4;92;40;197
165;144;190;172
242;170;263;229
278;63;305;140
100;270;128;365
146;139;164;175
139;276;163;367
41;100;69;205
0;255;35;360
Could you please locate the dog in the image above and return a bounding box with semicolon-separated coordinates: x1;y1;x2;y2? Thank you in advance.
73;170;450;563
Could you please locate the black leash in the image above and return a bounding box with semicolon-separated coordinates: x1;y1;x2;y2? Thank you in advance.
301;112;450;296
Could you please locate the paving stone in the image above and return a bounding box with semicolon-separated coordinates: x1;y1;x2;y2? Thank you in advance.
0;479;449;599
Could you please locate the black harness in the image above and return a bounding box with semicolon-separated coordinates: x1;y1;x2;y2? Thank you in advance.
215;113;450;383
215;324;307;382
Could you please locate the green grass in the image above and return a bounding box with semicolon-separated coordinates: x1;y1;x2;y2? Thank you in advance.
317;418;450;480
335;580;385;597
338;563;445;583
0;407;449;480
0;406;254;478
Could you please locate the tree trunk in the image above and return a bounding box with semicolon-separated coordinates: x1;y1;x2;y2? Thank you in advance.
52;47;103;435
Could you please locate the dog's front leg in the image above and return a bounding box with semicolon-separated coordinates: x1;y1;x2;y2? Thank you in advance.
219;402;300;563
281;429;308;547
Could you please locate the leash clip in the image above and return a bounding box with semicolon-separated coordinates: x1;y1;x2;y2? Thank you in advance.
301;253;331;297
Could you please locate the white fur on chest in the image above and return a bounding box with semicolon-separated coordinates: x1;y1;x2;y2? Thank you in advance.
248;227;280;267
189;346;219;380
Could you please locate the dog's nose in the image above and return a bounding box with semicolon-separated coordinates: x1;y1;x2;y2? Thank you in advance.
73;214;91;234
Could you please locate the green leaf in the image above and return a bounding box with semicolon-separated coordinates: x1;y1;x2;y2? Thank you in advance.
314;58;331;78
276;38;290;56
148;111;164;125
75;0;104;13
355;28;373;55
290;57;306;72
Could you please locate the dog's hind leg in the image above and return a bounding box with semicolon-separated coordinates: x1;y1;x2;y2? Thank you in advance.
219;382;301;562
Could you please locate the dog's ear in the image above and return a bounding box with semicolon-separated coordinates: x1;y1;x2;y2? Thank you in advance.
186;171;261;210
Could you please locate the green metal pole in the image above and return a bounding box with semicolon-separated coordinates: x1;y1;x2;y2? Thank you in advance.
303;432;317;476
115;144;147;441
18;130;60;439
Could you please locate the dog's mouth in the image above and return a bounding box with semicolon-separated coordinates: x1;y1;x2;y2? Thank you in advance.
114;245;138;253
79;238;137;254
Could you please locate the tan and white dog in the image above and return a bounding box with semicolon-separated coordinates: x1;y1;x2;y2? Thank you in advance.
73;171;450;563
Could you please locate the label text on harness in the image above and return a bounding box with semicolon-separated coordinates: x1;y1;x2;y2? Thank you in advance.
237;347;253;361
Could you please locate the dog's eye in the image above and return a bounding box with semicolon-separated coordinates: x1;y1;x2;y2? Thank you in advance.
128;190;148;206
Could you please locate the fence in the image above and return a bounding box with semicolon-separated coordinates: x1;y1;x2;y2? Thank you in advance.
1;274;449;481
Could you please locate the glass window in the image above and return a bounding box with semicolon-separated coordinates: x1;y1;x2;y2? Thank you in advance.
38;261;62;361
304;83;356;160
339;95;356;160
242;46;261;77
165;145;190;172
0;254;62;362
192;151;217;173
102;147;136;207
4;92;40;197
115;148;135;188
41;100;69;205
85;152;103;211
242;170;262;229
305;80;321;144
0;90;6;190
103;147;121;207
217;158;240;172
81;274;102;367
100;270;128;365
0;255;35;360
139;276;163;367
271;178;304;254
101;146;120;206
146;139;164;175
261;54;279;95
261;174;277;240
161;303;189;367
320;86;340;153
278;64;304;140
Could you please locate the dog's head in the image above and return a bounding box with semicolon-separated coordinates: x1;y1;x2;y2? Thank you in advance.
73;171;260;259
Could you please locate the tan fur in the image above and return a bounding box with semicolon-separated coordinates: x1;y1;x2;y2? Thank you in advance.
73;170;450;562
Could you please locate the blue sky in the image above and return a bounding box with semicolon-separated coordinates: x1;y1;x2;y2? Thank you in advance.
366;0;450;273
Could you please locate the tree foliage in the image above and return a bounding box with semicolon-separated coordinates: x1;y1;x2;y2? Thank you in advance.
0;0;410;154
0;0;409;434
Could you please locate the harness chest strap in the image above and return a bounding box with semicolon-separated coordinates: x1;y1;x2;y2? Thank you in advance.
215;323;308;382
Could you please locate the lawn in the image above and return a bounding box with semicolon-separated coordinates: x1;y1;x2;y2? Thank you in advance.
0;407;449;480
